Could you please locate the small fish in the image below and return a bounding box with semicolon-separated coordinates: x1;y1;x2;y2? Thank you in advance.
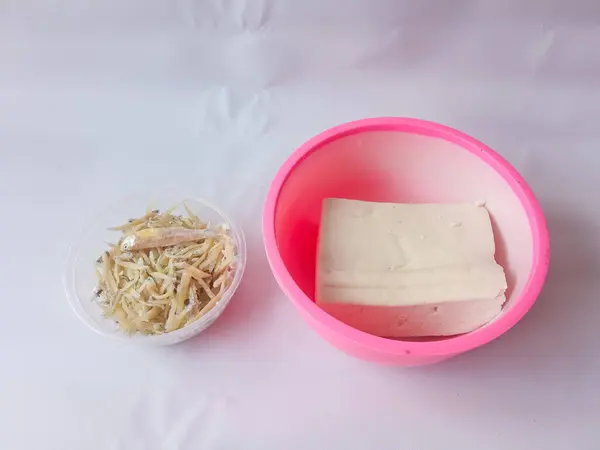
120;227;219;251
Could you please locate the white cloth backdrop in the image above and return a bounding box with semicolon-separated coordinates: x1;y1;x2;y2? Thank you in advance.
1;1;599;449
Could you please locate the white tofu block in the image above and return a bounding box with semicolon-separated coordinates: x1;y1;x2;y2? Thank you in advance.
316;199;508;337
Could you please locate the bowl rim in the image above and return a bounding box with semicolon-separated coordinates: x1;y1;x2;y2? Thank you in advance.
63;194;247;345
262;117;550;357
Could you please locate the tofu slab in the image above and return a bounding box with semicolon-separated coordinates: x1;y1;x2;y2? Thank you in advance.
316;199;507;337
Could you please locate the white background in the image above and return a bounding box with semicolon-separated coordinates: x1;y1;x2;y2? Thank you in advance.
1;1;599;449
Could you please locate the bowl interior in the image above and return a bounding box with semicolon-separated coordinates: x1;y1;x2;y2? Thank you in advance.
274;129;534;341
65;194;245;344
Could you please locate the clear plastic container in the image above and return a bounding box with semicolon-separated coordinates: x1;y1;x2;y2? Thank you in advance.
63;193;246;345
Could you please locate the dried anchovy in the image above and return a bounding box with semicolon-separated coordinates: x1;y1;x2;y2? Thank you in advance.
94;202;236;336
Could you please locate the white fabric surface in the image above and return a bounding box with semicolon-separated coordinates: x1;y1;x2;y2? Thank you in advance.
1;1;599;449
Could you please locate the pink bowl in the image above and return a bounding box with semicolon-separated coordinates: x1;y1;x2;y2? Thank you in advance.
263;118;550;366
